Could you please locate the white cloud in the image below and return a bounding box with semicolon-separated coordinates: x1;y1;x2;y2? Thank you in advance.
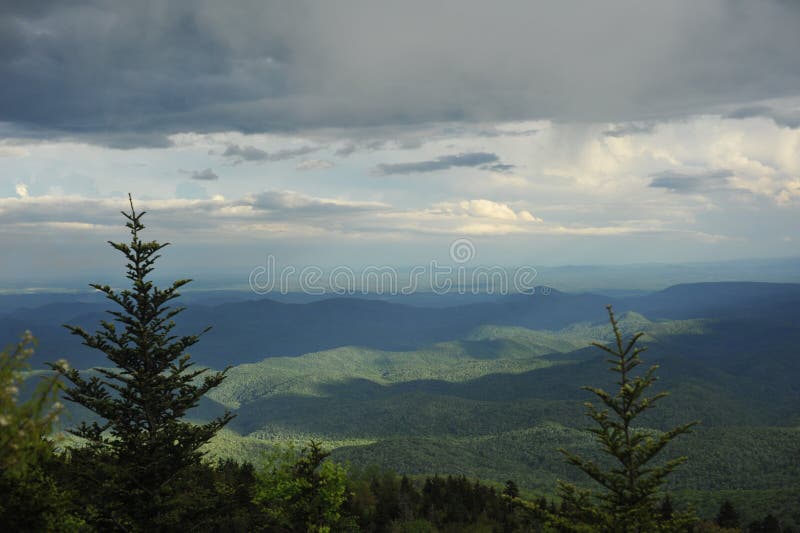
434;199;543;223
0;145;29;158
459;199;518;220
0;105;797;268
0;193;706;241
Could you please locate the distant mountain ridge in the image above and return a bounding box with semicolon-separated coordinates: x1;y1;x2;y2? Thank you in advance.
2;281;799;369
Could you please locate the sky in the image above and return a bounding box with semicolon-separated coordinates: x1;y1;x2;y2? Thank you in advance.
1;0;799;287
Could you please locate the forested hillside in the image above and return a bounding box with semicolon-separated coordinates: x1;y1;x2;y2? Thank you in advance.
14;286;798;527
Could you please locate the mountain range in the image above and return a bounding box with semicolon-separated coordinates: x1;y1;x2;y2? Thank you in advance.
5;281;800;370
9;281;800;523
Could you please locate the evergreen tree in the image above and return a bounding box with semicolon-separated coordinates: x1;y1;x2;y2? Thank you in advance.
716;500;740;529
749;514;782;533
658;495;675;521
558;305;698;532
397;475;420;522
503;479;520;499
52;195;233;529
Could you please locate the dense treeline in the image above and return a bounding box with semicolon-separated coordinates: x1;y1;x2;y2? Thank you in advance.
3;438;795;532
1;199;797;531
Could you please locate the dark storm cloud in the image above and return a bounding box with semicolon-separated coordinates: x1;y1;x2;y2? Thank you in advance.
190;168;219;181
335;144;358;157
724;105;800;129
483;163;516;173
649;169;734;193
476;128;538;138
222;144;269;162
2;1;800;146
334;139;409;157
0;0;80;17
377;152;500;175
222;144;320;163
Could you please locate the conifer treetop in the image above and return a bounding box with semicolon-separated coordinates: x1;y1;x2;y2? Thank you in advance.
51;194;233;528
557;305;699;532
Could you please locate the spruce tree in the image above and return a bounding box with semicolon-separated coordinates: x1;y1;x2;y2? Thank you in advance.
503;479;520;499
716;500;740;529
558;305;698;532
52;195;233;529
658;495;675;521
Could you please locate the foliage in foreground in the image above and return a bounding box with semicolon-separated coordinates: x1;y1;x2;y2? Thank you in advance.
0;333;83;530
253;440;351;532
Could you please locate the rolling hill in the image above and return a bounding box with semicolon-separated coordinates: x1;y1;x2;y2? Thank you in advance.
11;282;800;523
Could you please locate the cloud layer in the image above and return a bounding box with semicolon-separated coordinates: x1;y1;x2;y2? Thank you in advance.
2;1;800;145
649;169;734;193
222;144;320;164
377;152;501;175
0;3;799;281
